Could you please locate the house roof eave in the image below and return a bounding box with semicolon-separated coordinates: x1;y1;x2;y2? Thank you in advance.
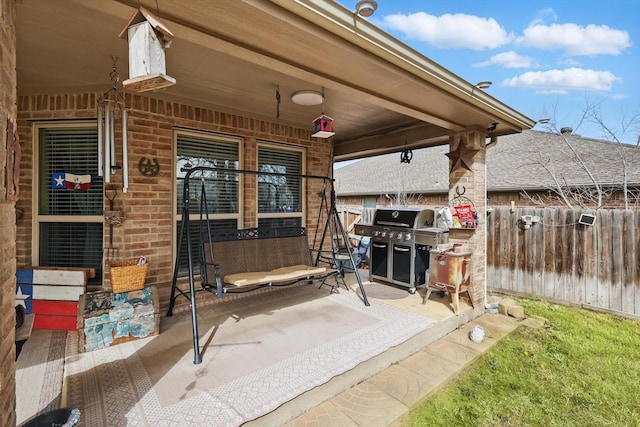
268;0;536;134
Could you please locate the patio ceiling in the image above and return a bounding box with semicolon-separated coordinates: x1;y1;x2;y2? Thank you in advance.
16;0;535;161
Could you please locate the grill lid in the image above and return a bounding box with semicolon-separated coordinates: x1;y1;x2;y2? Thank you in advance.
373;208;435;229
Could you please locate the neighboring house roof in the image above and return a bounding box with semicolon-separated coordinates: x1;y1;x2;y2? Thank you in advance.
334;130;640;196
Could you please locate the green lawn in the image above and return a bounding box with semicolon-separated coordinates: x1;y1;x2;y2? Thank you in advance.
402;298;640;426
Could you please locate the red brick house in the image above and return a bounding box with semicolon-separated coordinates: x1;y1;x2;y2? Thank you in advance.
1;1;534;424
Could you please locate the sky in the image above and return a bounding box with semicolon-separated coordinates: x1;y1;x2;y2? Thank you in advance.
336;0;639;145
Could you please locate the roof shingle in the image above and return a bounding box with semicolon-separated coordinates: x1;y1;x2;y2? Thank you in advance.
334;130;640;195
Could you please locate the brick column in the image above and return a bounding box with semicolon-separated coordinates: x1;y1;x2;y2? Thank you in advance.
447;127;487;314
0;1;18;426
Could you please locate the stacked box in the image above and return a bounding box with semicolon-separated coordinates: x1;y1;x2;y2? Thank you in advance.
77;285;159;352
16;268;88;330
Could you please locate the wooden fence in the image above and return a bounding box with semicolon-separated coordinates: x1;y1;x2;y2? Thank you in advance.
487;207;640;316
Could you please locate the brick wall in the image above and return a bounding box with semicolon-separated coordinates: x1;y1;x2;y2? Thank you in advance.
16;92;333;312
0;1;17;425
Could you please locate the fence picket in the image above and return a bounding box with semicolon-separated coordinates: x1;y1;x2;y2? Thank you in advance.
621;210;636;314
584;210;598;305
610;210;623;311
543;207;557;299
597;211;612;308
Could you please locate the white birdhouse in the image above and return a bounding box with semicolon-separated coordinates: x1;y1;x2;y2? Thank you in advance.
119;6;176;92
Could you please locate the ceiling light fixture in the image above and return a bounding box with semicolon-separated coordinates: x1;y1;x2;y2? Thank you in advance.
356;0;377;17
291;90;324;106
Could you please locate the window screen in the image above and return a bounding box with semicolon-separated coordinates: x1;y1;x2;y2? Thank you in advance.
176;132;241;276
175;218;238;276
39;127;103;215
257;217;303;228
176;134;240;216
39;222;103;272
257;146;302;214
37;126;103;287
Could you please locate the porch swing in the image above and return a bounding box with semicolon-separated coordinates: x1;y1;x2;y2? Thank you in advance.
167;165;369;364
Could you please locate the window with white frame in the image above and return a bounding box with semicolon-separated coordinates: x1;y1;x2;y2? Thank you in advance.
35;124;104;287
257;143;304;228
175;131;241;275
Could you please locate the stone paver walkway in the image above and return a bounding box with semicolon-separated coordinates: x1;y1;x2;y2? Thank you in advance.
285;312;522;427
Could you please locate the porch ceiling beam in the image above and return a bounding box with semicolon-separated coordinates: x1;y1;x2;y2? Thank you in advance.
333;122;449;161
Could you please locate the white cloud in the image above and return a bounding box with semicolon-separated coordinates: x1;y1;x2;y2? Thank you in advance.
537;89;569;95
501;68;620;92
381;12;512;50
474;51;535;68
529;8;557;27
558;57;581;67
517;23;631;56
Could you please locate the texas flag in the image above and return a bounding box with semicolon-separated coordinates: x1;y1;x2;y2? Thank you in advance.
51;172;91;191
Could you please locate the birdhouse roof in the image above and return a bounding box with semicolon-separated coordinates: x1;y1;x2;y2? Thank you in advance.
118;6;174;42
312;114;333;123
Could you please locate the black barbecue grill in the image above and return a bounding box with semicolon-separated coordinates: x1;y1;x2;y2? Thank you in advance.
354;207;448;293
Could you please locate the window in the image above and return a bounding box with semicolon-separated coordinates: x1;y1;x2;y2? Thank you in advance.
257;144;304;228
35;124;104;287
363;197;377;208
175;131;241;275
362;197;377;224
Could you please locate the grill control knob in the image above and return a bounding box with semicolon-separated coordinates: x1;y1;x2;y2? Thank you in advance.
388;232;395;239
381;231;387;238
405;233;412;240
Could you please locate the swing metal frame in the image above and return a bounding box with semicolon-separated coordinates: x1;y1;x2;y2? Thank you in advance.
167;165;369;364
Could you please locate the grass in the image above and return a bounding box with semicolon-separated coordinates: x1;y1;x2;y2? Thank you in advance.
402;299;640;426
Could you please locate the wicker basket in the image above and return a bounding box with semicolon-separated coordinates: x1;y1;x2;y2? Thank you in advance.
109;258;149;293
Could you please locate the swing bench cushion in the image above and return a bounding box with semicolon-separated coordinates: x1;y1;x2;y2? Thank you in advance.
224;265;327;287
204;229;333;289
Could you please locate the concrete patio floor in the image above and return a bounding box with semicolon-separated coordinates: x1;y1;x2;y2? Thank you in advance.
16;269;524;426
248;271;523;426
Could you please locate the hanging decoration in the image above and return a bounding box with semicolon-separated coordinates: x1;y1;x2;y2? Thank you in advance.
5;117;21;201
51;172;92;191
448;186;479;229
138;157;161;177
400;143;413;164
445;137;478;172
97;56;129;193
275;86;281;119
310;87;335;138
119;6;175;93
312;113;335;138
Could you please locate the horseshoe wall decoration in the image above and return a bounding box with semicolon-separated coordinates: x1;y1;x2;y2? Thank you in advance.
138;157;160;177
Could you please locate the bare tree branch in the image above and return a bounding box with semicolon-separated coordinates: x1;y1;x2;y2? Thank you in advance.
522;97;640;210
